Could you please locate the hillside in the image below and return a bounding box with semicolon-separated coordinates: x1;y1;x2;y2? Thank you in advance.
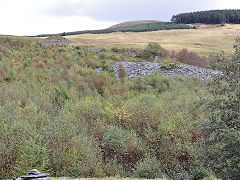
35;22;194;37
107;20;162;29
63;23;240;58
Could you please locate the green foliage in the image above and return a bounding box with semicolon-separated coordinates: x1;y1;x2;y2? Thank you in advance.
13;134;50;177
201;37;240;179
144;73;174;94
0;36;208;179
172;9;240;24
191;167;209;180
130;78;148;92
133;157;163;179
101;125;144;168
159;59;180;69
144;42;168;60
52;87;72;108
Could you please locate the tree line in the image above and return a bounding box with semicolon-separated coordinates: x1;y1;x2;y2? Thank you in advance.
171;9;240;24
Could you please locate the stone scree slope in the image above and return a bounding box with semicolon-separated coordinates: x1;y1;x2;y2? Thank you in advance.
114;62;220;80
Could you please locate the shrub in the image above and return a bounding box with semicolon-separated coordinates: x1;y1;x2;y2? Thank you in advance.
58;134;104;177
58;47;67;53
90;73;111;95
133;157;163;179
191;167;210;180
51;86;71;109
117;64;128;79
101;125;144;168
144;42;169;60
176;49;210;68
75;46;81;50
13;134;50;177
130;77;148;92
144;73;174;94
201;37;240;179
100;59;109;71
159;59;180;69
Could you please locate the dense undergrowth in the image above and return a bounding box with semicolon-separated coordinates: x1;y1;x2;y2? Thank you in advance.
0;36;230;180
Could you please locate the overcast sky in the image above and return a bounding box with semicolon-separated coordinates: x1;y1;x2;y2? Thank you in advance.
0;0;240;36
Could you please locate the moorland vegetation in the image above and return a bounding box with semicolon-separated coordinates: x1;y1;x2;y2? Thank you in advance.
0;36;239;180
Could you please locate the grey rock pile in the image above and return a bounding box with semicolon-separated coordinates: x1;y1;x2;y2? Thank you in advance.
114;61;220;81
16;169;52;180
90;47;105;51
40;35;72;44
41;39;72;44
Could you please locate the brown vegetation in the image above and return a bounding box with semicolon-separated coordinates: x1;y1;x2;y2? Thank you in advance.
175;49;210;68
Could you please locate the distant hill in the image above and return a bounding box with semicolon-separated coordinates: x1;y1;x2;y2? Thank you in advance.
107;20;162;29
35;21;195;37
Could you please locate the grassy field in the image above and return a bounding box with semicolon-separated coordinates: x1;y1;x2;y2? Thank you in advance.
62;24;240;58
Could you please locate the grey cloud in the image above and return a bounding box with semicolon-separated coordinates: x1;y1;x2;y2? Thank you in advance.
40;0;218;22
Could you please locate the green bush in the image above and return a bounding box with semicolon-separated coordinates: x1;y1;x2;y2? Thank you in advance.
159;59;180;69
144;42;169;60
130;77;148;92
58;47;67;53
201;37;240;180
101;125;144;168
144;73;174;94
13;134;50;177
133;157;163;179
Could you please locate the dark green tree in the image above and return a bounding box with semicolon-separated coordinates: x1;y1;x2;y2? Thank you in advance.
172;9;240;24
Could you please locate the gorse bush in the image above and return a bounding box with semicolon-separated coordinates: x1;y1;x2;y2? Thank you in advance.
158;59;180;69
0;36;220;179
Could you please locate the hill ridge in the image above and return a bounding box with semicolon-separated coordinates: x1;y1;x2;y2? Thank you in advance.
107;20;162;29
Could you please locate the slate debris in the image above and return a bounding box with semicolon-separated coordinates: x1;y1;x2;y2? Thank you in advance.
40;35;72;44
114;61;220;81
16;169;52;180
90;47;105;51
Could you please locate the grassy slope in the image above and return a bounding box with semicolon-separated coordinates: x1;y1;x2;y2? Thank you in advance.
107;20;162;29
62;24;240;58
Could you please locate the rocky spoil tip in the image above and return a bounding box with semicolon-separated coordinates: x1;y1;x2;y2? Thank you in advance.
114;61;220;80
